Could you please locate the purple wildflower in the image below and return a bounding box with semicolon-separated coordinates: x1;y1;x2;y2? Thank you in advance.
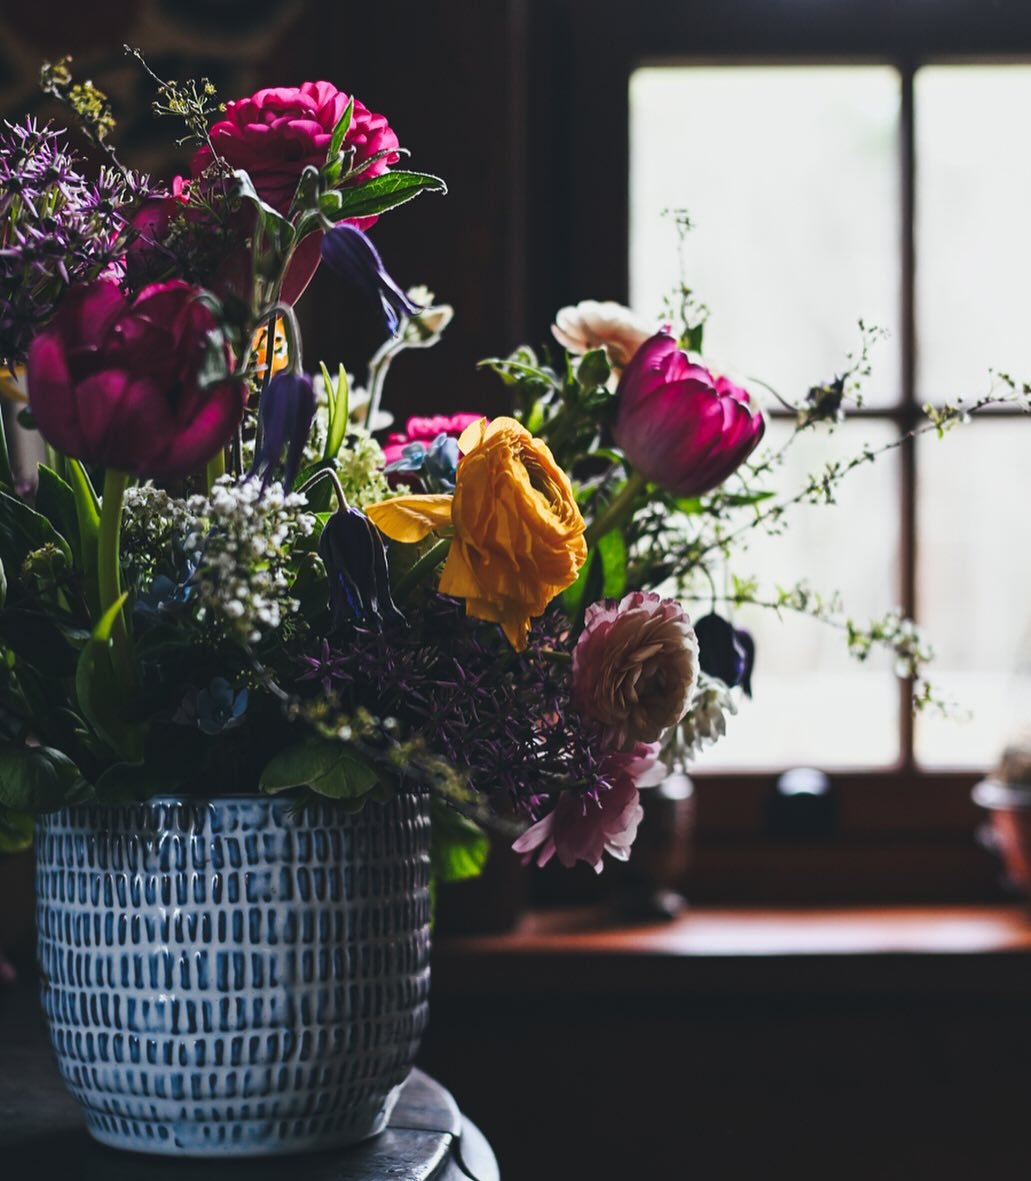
0;118;146;368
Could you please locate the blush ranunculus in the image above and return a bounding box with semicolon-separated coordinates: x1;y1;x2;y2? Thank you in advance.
512;743;662;873
26;279;247;481
382;414;482;467
190;81;400;223
613;330;765;497
551;299;653;369
573;591;699;751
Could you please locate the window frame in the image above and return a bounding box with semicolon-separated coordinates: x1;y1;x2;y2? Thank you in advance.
523;0;1031;892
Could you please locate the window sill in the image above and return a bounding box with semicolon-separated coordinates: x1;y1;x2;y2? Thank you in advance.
432;903;1031;997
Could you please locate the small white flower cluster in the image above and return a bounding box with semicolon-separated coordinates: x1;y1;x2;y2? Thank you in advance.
334;426;398;509
184;477;315;646
679;675;738;757
121;485;197;583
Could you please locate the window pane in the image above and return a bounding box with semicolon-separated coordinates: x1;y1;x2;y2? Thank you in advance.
693;420;901;770
629;66;901;407
916;66;1031;401
915;421;1031;768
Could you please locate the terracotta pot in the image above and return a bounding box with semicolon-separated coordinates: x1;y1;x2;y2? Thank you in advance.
972;778;1031;893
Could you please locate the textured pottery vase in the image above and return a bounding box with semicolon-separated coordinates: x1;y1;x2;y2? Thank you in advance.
35;792;432;1157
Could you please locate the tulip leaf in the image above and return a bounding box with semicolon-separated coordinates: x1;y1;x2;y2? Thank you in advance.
431;798;489;884
0;490;73;589
331;170;447;221
597;529;629;599
36;465;81;564
75;594;143;762
327;97;354;162
320;361;350;462
0;743;84;813
259;736;380;801
65;459;101;617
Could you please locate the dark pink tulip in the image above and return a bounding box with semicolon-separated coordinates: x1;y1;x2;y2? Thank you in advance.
613;331;765;497
26;279;247;481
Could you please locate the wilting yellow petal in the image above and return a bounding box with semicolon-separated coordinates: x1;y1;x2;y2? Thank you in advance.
366;494;453;542
0;367;27;403
457;417;489;454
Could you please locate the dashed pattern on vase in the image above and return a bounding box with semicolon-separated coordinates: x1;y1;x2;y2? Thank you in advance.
36;794;432;1157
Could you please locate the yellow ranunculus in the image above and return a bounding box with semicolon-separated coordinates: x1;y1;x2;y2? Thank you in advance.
366;417;587;651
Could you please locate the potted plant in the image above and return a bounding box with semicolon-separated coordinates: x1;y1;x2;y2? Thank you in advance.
1;51;1022;1159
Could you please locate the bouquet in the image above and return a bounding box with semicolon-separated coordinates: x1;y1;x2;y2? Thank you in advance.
0;54;992;882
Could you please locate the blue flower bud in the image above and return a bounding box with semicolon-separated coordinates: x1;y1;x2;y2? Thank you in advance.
319;506;405;631
320;223;420;335
250;371;316;490
694;612;755;697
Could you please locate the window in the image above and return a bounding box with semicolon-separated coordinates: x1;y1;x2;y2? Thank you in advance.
626;59;1031;773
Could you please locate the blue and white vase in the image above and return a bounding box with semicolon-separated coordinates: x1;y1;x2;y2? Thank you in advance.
35;792;432;1157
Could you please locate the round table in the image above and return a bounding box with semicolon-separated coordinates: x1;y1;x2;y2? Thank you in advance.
0;984;498;1180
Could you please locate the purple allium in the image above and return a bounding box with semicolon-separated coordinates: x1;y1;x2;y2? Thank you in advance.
0;118;146;368
296;596;610;818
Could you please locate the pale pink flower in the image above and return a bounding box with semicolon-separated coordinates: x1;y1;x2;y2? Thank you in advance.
512;743;661;873
551;300;654;369
572;591;698;751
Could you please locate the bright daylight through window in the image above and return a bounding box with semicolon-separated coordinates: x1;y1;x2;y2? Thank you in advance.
630;63;1031;770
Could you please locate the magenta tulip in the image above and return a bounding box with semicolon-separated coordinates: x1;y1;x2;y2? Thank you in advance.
613;331;765;497
27;279;247;480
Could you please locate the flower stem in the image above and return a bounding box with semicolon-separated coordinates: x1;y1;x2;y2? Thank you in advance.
98;468;134;687
205;447;226;494
584;469;648;546
394;536;451;601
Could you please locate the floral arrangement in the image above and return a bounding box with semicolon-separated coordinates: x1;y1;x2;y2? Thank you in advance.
0;54;1019;879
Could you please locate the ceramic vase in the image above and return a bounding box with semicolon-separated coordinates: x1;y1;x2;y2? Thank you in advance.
35;792;431;1157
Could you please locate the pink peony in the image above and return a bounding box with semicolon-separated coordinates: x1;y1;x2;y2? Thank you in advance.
573;591;698;750
614;330;765;497
383;413;482;466
26;279;246;481
191;81;400;222
512;743;662;873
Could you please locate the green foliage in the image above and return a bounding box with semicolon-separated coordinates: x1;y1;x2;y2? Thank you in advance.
328;171;447;222
0;743;83;813
327;98;354;162
0;807;32;853
431;798;489;883
260;736;380;803
75;594;142;761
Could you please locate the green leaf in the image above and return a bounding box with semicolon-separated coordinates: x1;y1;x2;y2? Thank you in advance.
0;556;6;609
327;97;354;161
597;529;628;599
35;466;80;560
0;490;73;586
95;760;180;804
576;347;611;391
65;459;101;616
332;170;447;221
320;361;350;462
0;743;82;813
0;807;33;853
562;547;598;619
431;799;489;883
259;736;380;800
75;594;142;761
